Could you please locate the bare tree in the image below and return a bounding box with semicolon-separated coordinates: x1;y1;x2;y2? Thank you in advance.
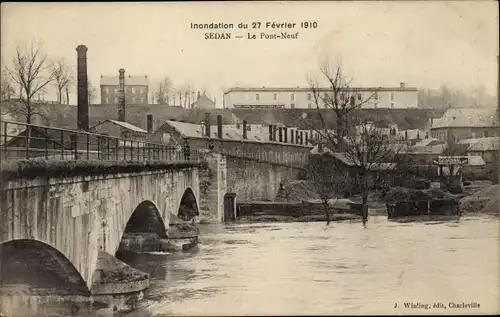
50;58;73;104
153;76;173;104
87;80;97;104
305;152;353;225
298;60;377;149
0;68;15;101
177;83;196;108
5;41;54;124
344;121;406;222
298;60;405;224
435;133;468;192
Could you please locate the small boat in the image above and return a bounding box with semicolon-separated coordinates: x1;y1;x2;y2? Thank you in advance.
166;213;200;252
387;197;461;222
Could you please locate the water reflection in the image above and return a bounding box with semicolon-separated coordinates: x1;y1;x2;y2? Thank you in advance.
1;215;499;316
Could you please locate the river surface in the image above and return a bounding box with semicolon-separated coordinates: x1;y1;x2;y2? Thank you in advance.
2;215;499;316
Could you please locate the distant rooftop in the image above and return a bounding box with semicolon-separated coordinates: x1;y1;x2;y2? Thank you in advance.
431;108;498;129
100;75;149;86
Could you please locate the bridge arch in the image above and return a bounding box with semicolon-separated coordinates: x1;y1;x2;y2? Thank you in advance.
177;186;200;221
0;239;90;296
116;200;168;254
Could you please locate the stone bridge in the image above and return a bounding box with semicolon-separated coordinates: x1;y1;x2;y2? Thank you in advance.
187;136;312;223
0;162;200;298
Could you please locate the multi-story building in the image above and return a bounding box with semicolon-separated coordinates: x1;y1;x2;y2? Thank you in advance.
100;75;149;105
223;83;418;109
430;108;499;142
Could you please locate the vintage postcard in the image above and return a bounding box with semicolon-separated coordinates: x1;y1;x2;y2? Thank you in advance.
0;1;499;316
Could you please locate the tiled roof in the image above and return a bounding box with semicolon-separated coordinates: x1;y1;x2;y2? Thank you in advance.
100;75;149;86
410;144;446;154
431;108;498;129
165;120;206;138
93;119;147;133
459;136;499;152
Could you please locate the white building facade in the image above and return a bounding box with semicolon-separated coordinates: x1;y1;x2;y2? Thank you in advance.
223;83;418;109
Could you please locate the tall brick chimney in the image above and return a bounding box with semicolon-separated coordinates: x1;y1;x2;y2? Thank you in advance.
204;113;211;137
76;45;89;131
118;68;126;122
146;114;153;134
217;115;223;138
242;120;247;139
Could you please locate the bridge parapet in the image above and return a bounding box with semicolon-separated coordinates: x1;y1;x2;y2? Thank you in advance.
186;137;311;168
0;120;200;162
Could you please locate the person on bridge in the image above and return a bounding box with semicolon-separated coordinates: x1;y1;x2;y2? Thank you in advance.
183;139;191;160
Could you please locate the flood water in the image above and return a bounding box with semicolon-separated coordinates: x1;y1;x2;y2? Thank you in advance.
2;215;499;316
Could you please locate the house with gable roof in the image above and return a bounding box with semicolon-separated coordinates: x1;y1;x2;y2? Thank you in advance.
191;92;216;110
430;108;498;142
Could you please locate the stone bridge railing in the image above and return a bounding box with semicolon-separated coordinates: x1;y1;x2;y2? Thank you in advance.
186;137;312;168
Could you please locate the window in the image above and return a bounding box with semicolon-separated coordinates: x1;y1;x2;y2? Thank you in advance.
290;103;295;109
114;97;118;103
132;97;136;103
132;87;136;94
273;93;277;100
256;94;260;101
141;87;145;94
307;94;311;101
357;93;362;101
390;102;395;108
340;93;345;101
390;92;395;101
140;97;144;103
471;132;476;138
291;93;295;101
484;131;489;137
105;97;109;104
308;103;312;108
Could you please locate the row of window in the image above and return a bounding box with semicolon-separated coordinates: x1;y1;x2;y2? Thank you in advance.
105;97;145;104
431;130;496;140
104;87;147;94
253;92;393;102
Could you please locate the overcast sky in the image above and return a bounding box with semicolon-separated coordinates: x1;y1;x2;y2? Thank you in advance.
1;1;498;106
